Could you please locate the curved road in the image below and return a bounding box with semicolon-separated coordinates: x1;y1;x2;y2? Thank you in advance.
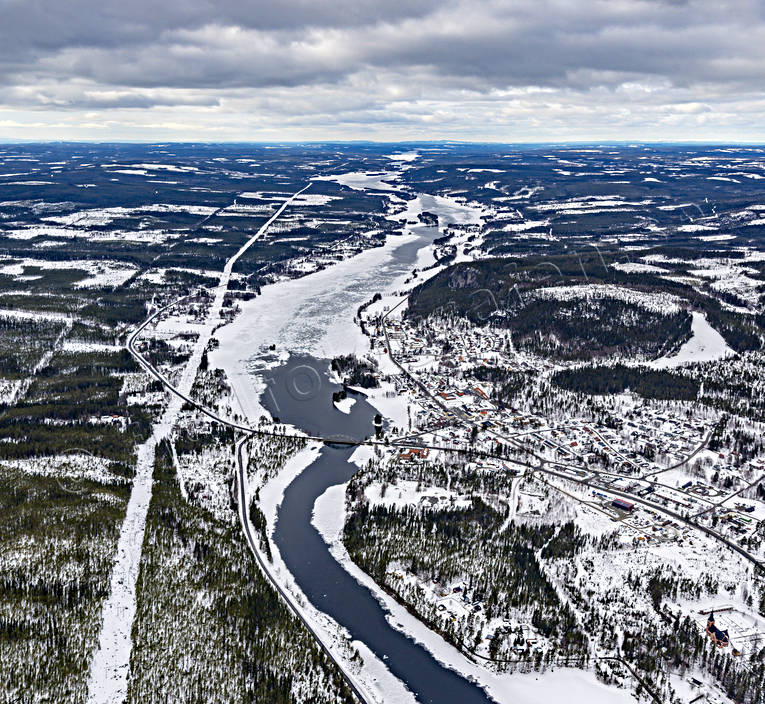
235;437;369;703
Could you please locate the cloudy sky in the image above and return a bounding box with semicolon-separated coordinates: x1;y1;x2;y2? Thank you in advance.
1;0;764;142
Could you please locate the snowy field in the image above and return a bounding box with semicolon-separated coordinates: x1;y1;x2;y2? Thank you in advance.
312;170;406;192
650;311;734;368
0;256;138;287
7;143;765;703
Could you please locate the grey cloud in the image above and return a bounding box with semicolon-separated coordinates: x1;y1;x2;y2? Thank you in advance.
1;0;764;140
2;0;761;94
0;0;444;56
0;84;222;110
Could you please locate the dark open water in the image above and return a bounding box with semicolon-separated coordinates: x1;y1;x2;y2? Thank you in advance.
263;357;495;704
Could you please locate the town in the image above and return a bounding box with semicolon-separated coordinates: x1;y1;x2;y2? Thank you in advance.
334;285;765;696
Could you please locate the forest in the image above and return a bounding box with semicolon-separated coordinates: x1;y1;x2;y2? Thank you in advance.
343;453;764;702
406;249;765;360
0;349;154;462
552;364;700;401
344;497;590;662
330;354;379;388
0;458;130;703
127;439;356;704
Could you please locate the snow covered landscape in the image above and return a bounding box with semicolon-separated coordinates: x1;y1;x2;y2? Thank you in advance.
2;141;765;704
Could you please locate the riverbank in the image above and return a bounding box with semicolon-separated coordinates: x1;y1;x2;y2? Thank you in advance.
245;440;416;704
209;226;432;424
209;189;630;703
311;450;636;704
209;220;455;702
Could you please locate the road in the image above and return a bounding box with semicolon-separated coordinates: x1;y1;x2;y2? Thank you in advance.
692;472;765;518
539;464;763;568
642;419;723;478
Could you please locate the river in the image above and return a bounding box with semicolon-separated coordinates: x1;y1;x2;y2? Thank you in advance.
210;192;501;702
261;354;494;704
210;190;638;704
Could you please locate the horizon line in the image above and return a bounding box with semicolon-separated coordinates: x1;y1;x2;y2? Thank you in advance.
1;138;765;147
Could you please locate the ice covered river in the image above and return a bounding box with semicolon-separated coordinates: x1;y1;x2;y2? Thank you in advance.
210;190;636;704
212;217;497;702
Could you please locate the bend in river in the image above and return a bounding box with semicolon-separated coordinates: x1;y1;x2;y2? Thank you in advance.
263;356;494;704
212;210;496;703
